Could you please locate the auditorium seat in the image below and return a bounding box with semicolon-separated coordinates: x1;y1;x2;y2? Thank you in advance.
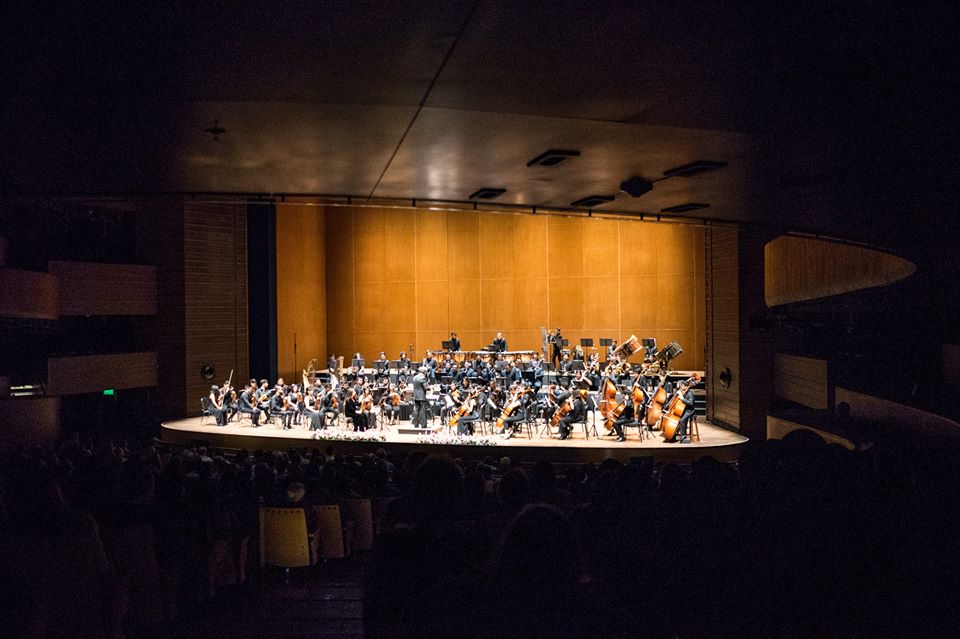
259;507;320;578
339;498;374;552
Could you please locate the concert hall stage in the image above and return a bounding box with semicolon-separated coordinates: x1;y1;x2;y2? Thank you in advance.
160;415;747;464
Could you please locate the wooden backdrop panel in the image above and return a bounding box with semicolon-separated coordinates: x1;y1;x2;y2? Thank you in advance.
281;206;705;369
275;204;326;382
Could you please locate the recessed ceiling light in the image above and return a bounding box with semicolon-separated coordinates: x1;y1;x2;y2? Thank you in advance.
662;160;727;178
570;195;615;208
660;202;710;213
527;149;581;167
468;187;507;200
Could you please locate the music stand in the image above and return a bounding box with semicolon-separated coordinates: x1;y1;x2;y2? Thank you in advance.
561;338;569;347
598;338;612;347
441;340;453;350
580;338;593;347
351;358;364;369
571;360;585;371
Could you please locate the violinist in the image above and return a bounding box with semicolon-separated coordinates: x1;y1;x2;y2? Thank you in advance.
669;380;696;444
256;379;274;422
505;360;522;385
316;384;336;428
208;385;228;426
286;385;302;427
238;382;261;427
222;380;239;421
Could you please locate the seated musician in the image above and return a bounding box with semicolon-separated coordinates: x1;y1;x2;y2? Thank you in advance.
238;382;261;426
558;353;573;375
303;389;324;431
669;380;697;444
207;385;228;426
256;379;274;422
360;387;376;431
327;354;338;373
500;385;530;440
380;384;404;425
492;331;507;353
221;380;239;421
271;386;294;429
505;361;521;385
374;351;389;371
572;343;584;361
422;352;438;382
454;361;473;385
612;394;635;443
320;383;339;428
286;385;302;427
353;352;365;369
456;388;484;436
397;351;411;373
440;355;455;377
558;389;587;441
345;388;367;432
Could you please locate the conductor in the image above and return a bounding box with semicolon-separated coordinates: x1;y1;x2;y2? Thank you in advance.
412;365;429;429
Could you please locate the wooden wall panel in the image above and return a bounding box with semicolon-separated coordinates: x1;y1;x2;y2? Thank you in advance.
183;203;247;415
0;267;59;320
48;352;157;395
275;204;326;382
49;261;157;316
773;353;830;410
706;226;740;429
313;206;705;369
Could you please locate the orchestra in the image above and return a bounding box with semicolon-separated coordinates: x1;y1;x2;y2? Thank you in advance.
201;332;701;444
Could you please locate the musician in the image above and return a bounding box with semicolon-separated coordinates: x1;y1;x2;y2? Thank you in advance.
303;389;324;431
449;331;462;352
422;352;438;382
558;352;573;375
320;384;339;429
499;386;529;439
207;385;228;426
492;332;507;353
374;351;389;372
221;380;239;421
558;390;586;441
286;386;302;427
505;360;522;385
455;361;473;385
612;394;634;443
607;339;618;360
456;389;484;436
380;384;403;425
344;388;367;432
397;351;412;373
670;381;697;444
411;366;429;429
572;343;584;361
238;382;261;426
360;387;376;431
549;328;563;367
529;354;544;390
327;354;338;373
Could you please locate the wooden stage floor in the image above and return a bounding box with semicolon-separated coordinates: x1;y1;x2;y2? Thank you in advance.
161;414;748;464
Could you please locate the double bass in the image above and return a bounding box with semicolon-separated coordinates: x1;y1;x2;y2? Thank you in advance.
599;376;619;433
606;379;647;431
657;374;701;440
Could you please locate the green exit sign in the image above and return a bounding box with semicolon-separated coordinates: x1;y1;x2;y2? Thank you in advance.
103;389;115;396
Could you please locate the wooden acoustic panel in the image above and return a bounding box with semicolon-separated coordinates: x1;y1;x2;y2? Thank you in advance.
48;352;157;395
0;267;59;320
773;353;829;410
317;206;705;368
49;260;157;316
765;235;916;307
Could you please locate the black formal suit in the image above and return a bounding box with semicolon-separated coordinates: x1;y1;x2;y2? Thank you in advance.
612;401;635;440
674;387;697;440
456;392;484;436
346;397;366;431
492;336;507;352
550;332;563;367
558;396;585;439
449;336;462;351
239;389;261;426
411;372;429;428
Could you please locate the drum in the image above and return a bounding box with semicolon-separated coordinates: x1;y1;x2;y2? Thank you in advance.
612;335;641;359
452;351;467;365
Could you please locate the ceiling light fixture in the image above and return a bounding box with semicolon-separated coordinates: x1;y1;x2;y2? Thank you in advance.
527;149;581;167
468;187;507;200
570;194;614;208
662;160;727;178
204;120;226;141
661;202;710;213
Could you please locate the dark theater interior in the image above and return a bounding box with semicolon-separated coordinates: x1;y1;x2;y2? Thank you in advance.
1;2;958;637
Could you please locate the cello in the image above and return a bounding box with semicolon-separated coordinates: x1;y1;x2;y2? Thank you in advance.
658;374;701;440
448;389;480;431
496;387;531;432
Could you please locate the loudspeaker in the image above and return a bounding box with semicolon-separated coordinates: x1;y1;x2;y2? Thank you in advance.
620;176;653;197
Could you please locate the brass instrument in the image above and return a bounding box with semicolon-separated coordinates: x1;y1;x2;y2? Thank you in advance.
611;335;641;359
